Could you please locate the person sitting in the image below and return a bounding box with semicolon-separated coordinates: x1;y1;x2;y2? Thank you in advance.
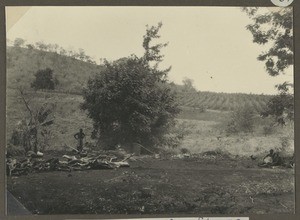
259;149;281;167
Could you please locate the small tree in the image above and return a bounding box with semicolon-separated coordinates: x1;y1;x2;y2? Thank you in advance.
82;23;180;150
261;84;294;125
13;38;26;47
35;41;47;51
26;44;34;50
11;89;55;153
182;77;197;93
31;68;59;90
78;48;86;61
225;106;255;135
82;56;179;150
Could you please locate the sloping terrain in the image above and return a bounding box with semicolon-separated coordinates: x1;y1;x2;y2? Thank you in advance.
7;46;271;111
7;46;102;93
176;91;271;112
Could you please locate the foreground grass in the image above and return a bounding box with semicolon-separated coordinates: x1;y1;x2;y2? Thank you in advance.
7;156;294;215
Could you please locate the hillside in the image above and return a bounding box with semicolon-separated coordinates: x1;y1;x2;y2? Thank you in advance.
7;46;272;111
176;91;271;112
7;46;103;93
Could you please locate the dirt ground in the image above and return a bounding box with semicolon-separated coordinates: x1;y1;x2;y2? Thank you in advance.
6;155;294;215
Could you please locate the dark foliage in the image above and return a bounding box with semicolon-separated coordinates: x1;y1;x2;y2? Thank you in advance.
261;92;294;125
31;68;58;90
243;7;294;125
13;38;26;47
81;56;180;149
225;106;255;135
82;23;180;150
243;7;293;76
143;22;168;64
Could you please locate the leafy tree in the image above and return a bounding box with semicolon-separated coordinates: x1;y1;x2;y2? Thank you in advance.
142;22;171;81
78;48;86;61
182;77;197;92
243;7;294;124
243;7;293;76
143;22;168;63
10;89;55;154
59;47;67;56
31;68;59;90
26;44;34;50
52;44;59;53
35;41;47;51
261;86;294;125
13;38;26;47
81;23;180;150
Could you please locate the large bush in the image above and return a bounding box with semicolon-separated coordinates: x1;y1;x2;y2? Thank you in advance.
261;91;294;126
31;68;59;90
81;56;179;149
81;23;180;150
225;106;255;135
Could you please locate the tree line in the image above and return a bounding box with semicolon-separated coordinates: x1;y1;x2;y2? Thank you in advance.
7;38;98;65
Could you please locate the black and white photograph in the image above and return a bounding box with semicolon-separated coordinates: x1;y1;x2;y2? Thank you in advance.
5;6;294;215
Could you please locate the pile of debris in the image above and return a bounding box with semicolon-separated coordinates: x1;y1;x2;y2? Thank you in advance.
6;150;132;176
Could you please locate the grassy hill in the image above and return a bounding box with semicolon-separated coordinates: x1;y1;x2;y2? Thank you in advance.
7;46;103;93
7;46;272;112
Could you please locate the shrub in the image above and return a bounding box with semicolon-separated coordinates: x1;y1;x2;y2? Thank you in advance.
81;23;180;151
81;56;180;150
261;92;294;126
262;124;275;136
225;106;255;135
180;148;190;154
31;68;59;90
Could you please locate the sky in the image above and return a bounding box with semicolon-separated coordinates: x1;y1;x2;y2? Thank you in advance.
6;6;293;95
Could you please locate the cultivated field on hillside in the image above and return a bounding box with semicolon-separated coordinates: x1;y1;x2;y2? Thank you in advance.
177;92;271;112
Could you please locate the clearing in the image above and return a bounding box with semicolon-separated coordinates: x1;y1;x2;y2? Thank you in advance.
7;154;294;215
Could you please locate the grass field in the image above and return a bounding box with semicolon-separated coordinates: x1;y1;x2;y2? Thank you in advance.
173;118;294;157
